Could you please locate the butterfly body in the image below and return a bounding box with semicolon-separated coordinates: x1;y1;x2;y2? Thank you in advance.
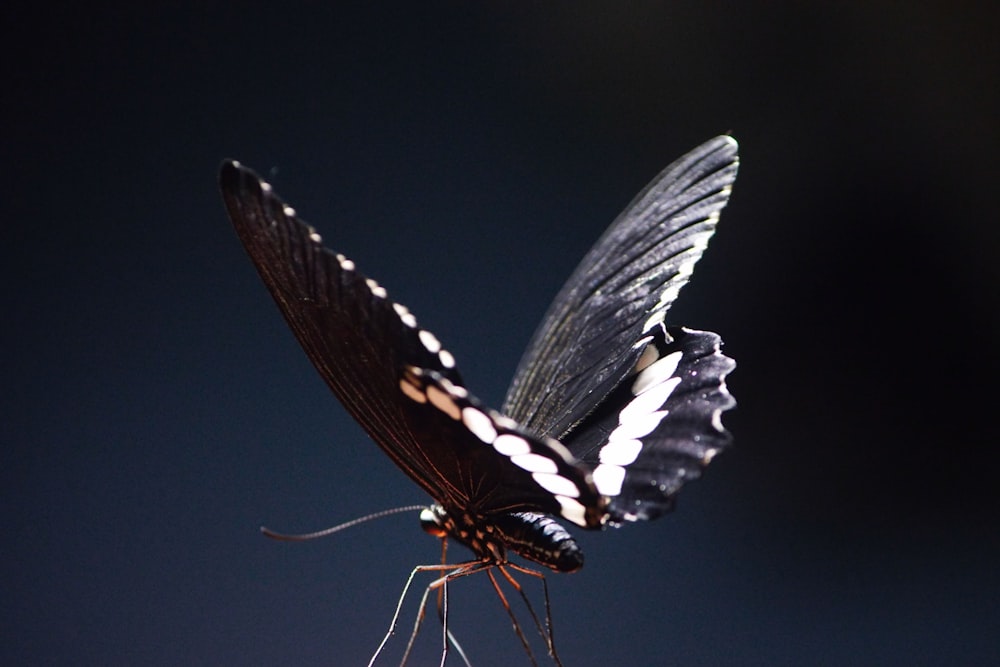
420;505;584;573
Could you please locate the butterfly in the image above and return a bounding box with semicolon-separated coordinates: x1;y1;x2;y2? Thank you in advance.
220;135;739;665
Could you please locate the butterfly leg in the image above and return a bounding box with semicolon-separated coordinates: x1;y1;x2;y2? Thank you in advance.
368;562;461;667
429;574;474;667
431;573;470;667
400;567;468;667
487;567;539;667
504;563;564;667
436;540;474;667
399;578;435;666
394;561;487;667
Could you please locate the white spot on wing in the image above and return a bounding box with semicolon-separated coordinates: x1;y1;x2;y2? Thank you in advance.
675;261;695;280
426;385;460;420
598;439;642;466
393;302;418;328
711;409;726;432
592;463;626;497
493;415;518;430
634;342;659;373
511;453;558;474
655;284;681;310
632;335;654;351
365;278;387;299
608;411;667;441
438;349;455;369
555;495;588;527
418;330;441;354
493;434;531;456
632;351;682;395
282;205;296;217
261;182;272;193
690;231;712;252
399;378;426;403
309;230;322;243
641;309;666;333
619;377;680;422
531;472;580;498
462;407;497;444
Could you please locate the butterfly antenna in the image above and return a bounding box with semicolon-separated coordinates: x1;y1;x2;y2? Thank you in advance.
260;505;426;541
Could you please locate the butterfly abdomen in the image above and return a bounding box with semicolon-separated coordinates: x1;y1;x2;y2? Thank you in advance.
421;504;584;572
492;512;585;573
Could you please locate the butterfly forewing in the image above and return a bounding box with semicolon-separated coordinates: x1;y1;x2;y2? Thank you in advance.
219;161;601;520
220;162;468;500
502;136;739;442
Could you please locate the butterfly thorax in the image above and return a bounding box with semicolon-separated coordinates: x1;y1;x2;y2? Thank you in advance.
420;503;584;573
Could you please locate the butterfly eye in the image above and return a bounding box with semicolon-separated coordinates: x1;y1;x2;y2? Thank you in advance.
419;505;448;538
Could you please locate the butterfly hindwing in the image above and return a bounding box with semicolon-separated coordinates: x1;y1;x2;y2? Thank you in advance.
561;326;735;523
502;136;739;444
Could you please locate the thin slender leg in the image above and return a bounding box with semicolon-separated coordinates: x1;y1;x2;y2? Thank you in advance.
497;566;546;648
487;568;539;667
398;562;486;667
431;536;472;667
371;558;563;667
438;576;449;667
505;563;564;667
400;579;434;665
367;562;463;667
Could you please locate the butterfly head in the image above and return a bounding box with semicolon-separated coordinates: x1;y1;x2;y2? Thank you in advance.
418;503;449;538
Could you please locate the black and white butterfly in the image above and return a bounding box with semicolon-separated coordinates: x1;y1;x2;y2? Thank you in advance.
220;135;739;665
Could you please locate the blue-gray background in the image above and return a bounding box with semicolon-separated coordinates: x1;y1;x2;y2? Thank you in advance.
4;4;997;665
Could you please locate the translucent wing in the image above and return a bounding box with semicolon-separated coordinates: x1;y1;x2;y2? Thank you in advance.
502;136;739;441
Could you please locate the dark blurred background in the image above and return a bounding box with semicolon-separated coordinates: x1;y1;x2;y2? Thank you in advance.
3;3;997;665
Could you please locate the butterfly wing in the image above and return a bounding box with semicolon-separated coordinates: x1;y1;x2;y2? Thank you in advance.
219;161;601;522
560;326;735;523
397;367;604;528
501;136;739;521
502;136;738;436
